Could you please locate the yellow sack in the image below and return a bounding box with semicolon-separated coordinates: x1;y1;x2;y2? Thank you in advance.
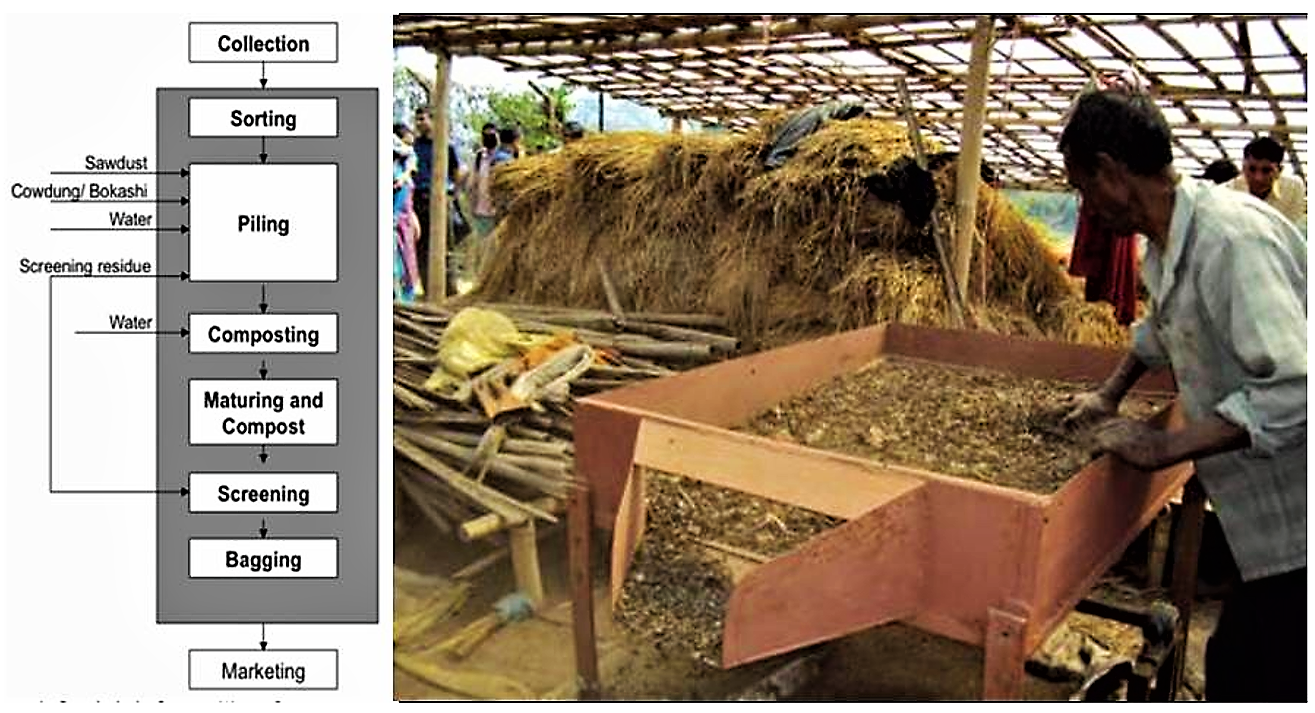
423;308;551;396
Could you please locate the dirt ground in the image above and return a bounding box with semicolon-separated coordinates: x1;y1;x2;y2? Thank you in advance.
393;511;1221;701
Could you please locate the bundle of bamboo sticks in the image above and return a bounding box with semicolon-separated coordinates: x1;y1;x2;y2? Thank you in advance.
394;300;737;542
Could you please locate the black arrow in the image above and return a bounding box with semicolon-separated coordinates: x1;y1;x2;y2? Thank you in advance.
260;61;268;89
76;327;189;337
50;487;188;496
259;519;268;538
50;168;188;177
260;622;268;650
258;445;269;463
259;136;268;164
51;272;188;280
50;196;189;205
259;284;268;313
258;359;268;379
51;225;188;233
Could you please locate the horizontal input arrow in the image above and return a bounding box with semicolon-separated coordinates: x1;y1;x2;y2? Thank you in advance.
50;196;189;205
75;327;189;337
50;168;188;177
50;487;188;496
50;225;188;233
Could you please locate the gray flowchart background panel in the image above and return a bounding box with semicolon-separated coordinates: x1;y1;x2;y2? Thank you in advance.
156;88;378;623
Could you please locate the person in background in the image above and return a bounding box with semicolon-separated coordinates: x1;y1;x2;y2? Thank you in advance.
1228;136;1306;224
393;123;414;146
1201;158;1240;185
463;123;503;281
495;126;521;163
392;134;423;301
563;121;585;144
411;109;435;290
1060;89;1306;702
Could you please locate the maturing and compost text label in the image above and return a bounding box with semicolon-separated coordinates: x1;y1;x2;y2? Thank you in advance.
189;472;338;513
188;313;338;354
188;378;337;445
189;649;339;690
189;538;338;578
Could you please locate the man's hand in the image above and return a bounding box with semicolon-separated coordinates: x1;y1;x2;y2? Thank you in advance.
1061;391;1119;431
1092;418;1177;471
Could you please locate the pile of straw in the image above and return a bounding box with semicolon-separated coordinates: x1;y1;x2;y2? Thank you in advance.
473;117;1123;348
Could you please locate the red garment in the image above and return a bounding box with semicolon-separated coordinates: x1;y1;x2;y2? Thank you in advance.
1068;201;1139;325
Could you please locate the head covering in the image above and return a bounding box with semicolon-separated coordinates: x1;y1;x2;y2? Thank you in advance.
1064;67;1146;121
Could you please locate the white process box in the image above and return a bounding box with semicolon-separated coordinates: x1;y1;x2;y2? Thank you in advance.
189;649;339;690
188;163;337;282
189;98;339;138
189;472;339;513
189;22;338;63
188;378;338;445
189;538;338;579
188;313;339;354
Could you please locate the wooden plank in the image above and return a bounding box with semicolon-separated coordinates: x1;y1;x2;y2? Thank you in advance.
952;16;995;298
633;416;926;520
882;323;1177;393
721;484;927;667
584;324;888;425
982;606;1029;700
566;484;601;700
572;401;641;527
1157;477;1206;700
608;465;647;607
912;480;1046;648
1030;460;1194;650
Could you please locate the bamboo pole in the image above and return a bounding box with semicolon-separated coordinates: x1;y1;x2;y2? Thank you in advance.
460;496;564;542
953;16;995;302
510;521;546;607
395;433;548;522
426;49;451;301
897;77;966;329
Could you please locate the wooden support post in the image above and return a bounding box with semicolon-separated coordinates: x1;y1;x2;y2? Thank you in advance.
1156;478;1206;701
510;520;546;608
426;48;451;302
671;115;683;134
567;484;601;699
1145;506;1174;589
952;16;995;301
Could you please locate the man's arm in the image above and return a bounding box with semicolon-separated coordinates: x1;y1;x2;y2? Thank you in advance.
1095;351;1150;403
1063;320;1164;429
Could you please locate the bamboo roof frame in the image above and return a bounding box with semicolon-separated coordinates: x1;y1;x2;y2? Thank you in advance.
395;14;1307;191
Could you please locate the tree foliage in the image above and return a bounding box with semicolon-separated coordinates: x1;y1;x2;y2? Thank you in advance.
454;84;575;155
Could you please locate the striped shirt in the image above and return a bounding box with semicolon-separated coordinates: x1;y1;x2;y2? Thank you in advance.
1133;176;1307;581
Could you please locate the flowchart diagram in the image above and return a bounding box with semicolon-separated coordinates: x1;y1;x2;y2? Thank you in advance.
21;21;380;694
